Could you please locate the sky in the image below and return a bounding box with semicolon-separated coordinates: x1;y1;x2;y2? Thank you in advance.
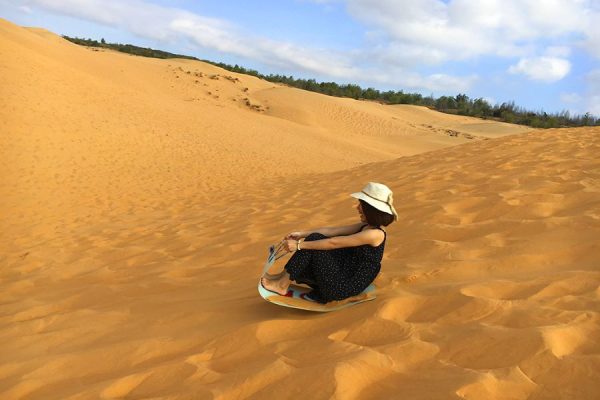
1;0;599;117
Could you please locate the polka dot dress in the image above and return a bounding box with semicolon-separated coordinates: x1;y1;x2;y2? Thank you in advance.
284;225;386;303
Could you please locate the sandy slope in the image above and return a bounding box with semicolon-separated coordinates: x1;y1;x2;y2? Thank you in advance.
1;18;599;400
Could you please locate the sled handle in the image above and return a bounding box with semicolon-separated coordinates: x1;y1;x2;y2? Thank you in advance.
262;240;287;275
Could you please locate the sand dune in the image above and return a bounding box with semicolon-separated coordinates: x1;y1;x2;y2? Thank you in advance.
1;18;599;399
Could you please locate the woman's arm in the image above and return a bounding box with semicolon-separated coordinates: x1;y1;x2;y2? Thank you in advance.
284;229;384;252
287;222;364;239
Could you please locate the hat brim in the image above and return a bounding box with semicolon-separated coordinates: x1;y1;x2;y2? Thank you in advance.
350;192;394;216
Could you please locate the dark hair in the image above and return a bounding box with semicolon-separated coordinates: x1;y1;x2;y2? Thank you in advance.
360;200;395;227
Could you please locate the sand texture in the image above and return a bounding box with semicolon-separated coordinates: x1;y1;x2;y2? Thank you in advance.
1;18;599;399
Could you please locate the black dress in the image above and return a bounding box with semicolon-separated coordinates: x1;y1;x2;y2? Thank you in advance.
284;224;386;303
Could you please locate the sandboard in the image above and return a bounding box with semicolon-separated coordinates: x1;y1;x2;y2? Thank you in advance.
258;280;376;312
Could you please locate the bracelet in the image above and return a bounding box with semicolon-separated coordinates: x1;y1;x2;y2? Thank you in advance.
296;240;301;251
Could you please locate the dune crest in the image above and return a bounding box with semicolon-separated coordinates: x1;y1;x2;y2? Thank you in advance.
1;18;599;399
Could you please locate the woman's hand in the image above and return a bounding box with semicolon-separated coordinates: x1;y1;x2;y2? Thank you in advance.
285;231;302;240
283;239;298;252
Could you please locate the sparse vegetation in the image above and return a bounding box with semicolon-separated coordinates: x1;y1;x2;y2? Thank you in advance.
63;35;199;61
63;35;599;128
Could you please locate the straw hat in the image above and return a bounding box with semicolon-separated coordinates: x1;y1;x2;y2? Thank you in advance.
350;182;398;221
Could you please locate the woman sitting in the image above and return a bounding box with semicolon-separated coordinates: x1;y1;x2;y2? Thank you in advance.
260;182;397;303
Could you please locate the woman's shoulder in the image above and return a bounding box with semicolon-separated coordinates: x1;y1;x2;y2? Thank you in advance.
360;226;385;246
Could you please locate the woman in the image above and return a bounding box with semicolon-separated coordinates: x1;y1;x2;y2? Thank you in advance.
261;182;397;303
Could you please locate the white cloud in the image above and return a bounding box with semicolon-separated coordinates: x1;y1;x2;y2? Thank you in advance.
170;16;359;78
560;92;582;104
367;70;478;93
585;24;600;59
580;0;600;58
545;46;571;57
18;0;223;42
482;96;497;106
13;0;476;93
18;0;357;78
587;70;600;91
557;72;599;117
508;57;571;82
12;0;600;97
344;0;599;63
419;73;478;93
588;96;600;117
586;69;600;116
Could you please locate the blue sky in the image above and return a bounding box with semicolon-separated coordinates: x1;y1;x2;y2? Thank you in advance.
2;0;599;116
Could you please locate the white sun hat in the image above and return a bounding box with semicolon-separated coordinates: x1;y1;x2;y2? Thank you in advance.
350;182;398;221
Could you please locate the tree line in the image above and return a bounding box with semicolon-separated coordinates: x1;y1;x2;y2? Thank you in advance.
63;36;199;61
63;36;599;128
